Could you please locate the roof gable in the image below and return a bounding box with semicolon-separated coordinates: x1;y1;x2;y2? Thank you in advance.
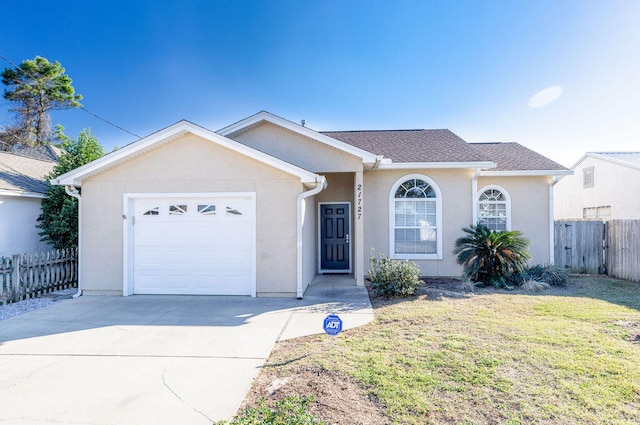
53;120;320;186
218;111;381;165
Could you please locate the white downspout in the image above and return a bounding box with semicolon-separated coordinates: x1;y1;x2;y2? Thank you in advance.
296;176;327;299
471;168;481;225
64;185;82;298
549;176;561;264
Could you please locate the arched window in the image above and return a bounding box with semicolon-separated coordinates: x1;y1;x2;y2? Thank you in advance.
477;186;511;231
389;175;442;259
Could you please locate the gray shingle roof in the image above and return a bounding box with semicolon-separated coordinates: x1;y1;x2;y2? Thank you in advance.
321;129;492;163
0;151;57;194
470;142;568;171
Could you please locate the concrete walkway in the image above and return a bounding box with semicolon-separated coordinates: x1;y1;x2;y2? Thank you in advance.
0;278;373;425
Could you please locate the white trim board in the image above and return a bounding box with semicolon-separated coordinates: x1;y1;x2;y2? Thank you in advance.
53;120;319;186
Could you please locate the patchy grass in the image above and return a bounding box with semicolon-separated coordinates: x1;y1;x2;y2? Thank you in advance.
245;275;640;424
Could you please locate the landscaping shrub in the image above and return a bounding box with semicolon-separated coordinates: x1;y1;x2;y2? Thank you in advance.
369;249;422;296
509;264;569;287
453;224;531;288
214;395;325;425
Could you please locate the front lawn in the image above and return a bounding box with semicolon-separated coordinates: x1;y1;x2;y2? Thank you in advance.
241;275;640;424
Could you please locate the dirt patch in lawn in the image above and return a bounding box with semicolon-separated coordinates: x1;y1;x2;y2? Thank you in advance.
242;351;389;425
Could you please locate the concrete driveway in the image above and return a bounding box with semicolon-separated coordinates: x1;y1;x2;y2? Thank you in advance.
0;279;373;425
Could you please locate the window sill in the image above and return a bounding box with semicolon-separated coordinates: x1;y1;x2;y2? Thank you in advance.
391;253;442;261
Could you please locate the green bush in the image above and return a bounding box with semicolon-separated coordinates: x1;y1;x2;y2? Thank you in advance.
368;249;422;296
214;395;325;425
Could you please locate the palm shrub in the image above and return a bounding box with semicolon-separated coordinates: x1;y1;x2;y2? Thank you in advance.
369;249;422;296
509;263;568;287
453;224;531;288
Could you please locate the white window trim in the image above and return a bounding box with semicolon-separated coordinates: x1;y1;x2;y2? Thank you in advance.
388;174;443;260
477;185;512;231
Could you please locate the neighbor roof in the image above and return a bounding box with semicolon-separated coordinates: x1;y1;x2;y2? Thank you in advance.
470;142;568;172
0;151;57;197
322;129;492;163
10;145;62;162
588;152;640;169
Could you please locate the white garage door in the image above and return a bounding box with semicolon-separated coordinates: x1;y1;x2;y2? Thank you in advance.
132;195;255;295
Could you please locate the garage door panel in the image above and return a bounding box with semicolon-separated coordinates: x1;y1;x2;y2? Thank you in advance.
132;195;254;296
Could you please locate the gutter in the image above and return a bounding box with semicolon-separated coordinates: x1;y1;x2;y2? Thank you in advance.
549;176;561;264
64;185;82;298
296;176;327;299
471;168;481;225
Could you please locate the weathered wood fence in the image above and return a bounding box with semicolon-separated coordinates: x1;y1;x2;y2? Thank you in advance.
554;219;640;282
606;220;640;282
0;248;78;305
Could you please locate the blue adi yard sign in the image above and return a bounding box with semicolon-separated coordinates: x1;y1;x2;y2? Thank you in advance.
323;314;343;336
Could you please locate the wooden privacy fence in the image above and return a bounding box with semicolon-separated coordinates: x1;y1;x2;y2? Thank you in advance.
0;248;78;305
606;220;640;282
554;219;640;282
554;220;605;275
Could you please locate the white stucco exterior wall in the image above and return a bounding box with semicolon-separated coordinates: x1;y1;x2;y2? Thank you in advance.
555;155;640;220
477;176;553;266
79;134;305;296
363;169;474;277
0;196;51;257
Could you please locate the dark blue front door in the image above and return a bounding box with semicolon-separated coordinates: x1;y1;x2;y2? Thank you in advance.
320;203;350;271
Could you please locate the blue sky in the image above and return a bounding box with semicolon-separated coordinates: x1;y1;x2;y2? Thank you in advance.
2;0;639;166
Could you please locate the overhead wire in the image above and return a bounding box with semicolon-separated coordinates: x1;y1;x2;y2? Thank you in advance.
0;54;142;139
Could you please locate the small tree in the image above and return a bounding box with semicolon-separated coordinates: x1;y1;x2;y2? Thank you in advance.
37;126;103;249
1;56;82;148
453;224;531;288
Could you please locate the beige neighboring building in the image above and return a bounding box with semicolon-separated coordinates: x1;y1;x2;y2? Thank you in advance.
554;152;640;221
53;111;570;297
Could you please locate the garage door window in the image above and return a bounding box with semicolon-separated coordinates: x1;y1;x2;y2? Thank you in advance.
169;204;188;215
198;204;216;215
143;207;159;216
226;206;243;216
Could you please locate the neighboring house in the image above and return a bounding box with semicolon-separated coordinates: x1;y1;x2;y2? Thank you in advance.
52;111;570;297
554;152;640;221
0;146;60;256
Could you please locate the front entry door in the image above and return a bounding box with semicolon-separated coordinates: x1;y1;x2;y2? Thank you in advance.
320;203;350;272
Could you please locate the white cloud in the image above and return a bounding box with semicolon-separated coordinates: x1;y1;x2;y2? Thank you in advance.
529;86;564;108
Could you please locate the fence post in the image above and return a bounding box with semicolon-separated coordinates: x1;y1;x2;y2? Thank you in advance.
11;254;20;302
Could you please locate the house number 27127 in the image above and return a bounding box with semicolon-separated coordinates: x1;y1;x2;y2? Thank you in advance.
357;183;362;220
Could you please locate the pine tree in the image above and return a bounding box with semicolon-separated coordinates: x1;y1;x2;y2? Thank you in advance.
1;56;82;148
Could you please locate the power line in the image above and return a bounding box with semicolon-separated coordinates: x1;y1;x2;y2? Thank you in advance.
79;106;141;138
0;54;142;139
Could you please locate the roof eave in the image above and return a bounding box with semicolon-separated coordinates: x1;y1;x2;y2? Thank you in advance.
0;189;47;199
376;161;497;170
480;169;574;177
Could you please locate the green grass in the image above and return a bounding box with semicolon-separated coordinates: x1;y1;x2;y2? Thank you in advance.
267;276;640;424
